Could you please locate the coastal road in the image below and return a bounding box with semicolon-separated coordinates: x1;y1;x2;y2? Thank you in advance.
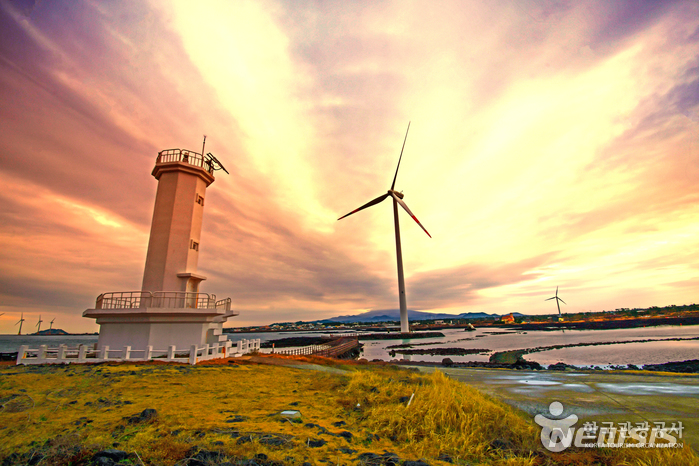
412;366;699;452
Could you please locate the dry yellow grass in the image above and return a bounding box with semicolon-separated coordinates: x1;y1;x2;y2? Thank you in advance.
0;359;697;465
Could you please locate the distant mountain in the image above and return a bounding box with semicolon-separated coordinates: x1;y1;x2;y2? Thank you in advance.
318;309;503;323
35;329;69;335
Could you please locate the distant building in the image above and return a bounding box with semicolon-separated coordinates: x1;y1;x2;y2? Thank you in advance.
500;313;515;323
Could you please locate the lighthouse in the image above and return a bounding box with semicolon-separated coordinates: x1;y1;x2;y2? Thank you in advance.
84;142;237;352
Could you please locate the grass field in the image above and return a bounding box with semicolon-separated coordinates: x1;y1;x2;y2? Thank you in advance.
0;356;697;465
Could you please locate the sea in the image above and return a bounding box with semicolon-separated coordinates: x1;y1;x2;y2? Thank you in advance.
2;324;698;368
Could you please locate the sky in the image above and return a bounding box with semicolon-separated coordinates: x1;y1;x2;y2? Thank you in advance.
0;0;697;333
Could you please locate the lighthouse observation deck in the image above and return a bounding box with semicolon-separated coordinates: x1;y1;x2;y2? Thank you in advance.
156;149;216;175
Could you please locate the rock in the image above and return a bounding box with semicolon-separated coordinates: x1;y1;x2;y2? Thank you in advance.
357;452;381;463
91;449;129;465
437;453;453;463
226;415;247;423
337;431;353;441
307;438;326;447
442;358;454;367
398;396;411;403
548;362;569;371
92;458;114;466
260;436;287;447
403;461;430;466
333;421;347;427
127;408;157;424
643;359;699;373
186;448;227;466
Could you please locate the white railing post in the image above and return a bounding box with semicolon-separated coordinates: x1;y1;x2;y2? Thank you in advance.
237;340;243;353
167;345;176;360
16;345;28;365
255;339;261;351
100;345;109;360
204;344;210;359
57;344;67;361
189;345;198;365
123;346;131;360
78;345;87;362
145;346;153;361
37;344;47;360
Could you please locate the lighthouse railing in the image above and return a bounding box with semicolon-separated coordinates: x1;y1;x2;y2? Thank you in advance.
156;148;214;175
96;291;223;310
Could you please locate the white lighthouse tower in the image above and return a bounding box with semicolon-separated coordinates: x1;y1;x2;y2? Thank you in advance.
84;142;238;353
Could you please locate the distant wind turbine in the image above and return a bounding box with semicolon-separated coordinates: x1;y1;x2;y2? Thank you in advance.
36;315;43;334
546;287;566;320
50;318;56;330
337;122;431;333
16;313;25;335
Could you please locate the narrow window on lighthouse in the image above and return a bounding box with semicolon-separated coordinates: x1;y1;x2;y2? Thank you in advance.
196;194;204;206
190;240;199;251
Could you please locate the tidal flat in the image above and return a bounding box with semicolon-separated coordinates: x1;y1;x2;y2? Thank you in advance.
0;356;697;466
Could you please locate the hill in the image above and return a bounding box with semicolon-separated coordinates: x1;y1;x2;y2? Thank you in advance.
35;328;69;335
317;309;509;323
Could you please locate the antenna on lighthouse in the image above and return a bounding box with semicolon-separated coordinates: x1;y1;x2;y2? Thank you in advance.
206;152;229;174
200;135;229;174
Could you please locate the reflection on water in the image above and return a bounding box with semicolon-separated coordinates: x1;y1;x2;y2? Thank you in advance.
359;326;699;366
528;340;699;367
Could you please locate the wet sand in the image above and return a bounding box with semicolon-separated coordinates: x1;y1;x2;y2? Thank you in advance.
412;366;699;451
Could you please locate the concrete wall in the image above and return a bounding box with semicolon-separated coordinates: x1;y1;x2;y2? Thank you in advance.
141;162;213;293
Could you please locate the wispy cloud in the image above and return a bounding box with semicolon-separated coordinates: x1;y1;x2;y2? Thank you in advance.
0;0;697;332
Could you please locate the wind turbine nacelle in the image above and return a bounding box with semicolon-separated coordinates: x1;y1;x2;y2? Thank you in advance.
389;189;404;199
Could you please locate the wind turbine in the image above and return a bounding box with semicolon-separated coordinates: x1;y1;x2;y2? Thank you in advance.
546;287;566;321
16;313;25;335
50;318;56;330
337;122;431;333
36;315;43;334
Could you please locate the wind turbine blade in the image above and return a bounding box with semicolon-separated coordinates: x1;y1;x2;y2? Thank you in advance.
558;298;566;305
390;192;431;238
338;193;389;220
545;297;556;301
390;122;411;190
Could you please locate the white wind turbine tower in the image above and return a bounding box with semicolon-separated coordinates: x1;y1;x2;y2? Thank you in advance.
546;286;566;321
16;313;25;335
36;315;43;334
50;318;56;330
338;123;431;333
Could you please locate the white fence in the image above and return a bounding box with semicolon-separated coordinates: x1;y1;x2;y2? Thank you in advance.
16;339;261;366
